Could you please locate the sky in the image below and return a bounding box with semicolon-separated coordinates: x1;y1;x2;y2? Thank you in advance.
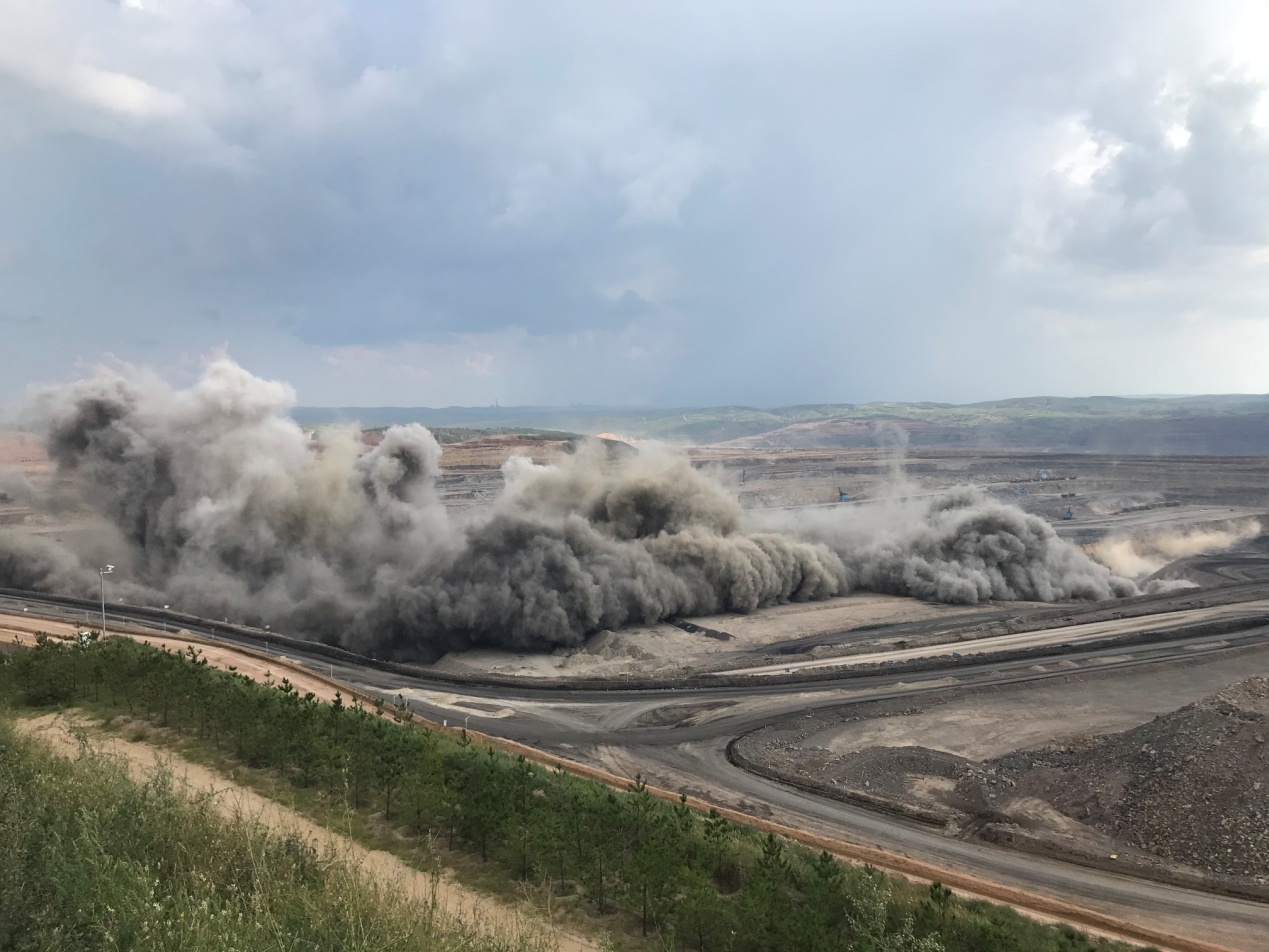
2;1;1269;409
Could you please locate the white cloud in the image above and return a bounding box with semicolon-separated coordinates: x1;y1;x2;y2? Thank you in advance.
464;352;495;377
71;65;184;120
1051;118;1123;188
612;135;712;226
1165;123;1192;149
1013;65;1269;284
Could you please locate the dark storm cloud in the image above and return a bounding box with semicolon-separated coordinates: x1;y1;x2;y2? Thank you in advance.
1;2;1268;404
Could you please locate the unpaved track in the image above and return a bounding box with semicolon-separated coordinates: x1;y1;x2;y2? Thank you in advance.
5;606;1264;951
721;599;1269;676
15;712;597;952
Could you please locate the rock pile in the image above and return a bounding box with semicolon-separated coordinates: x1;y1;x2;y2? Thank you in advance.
967;677;1269;881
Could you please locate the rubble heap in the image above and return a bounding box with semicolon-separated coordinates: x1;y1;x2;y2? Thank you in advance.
976;677;1269;881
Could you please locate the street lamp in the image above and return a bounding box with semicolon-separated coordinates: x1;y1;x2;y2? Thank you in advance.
98;565;114;637
162;605;169;633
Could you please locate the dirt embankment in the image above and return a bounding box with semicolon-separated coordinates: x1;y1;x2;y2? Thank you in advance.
973;677;1269;884
737;666;1269;898
15;712;597;952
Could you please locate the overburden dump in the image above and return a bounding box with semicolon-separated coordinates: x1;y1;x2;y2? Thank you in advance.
0;360;1148;659
975;677;1269;880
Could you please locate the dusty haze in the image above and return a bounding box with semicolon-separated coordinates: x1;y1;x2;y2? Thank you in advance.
0;360;1152;659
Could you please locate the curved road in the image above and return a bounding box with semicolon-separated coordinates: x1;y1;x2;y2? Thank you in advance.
5;588;1269;950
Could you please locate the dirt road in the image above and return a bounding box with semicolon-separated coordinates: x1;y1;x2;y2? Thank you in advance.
720;599;1269;676
15;712;598;952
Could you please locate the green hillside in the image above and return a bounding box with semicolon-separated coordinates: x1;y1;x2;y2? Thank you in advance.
295;394;1269;453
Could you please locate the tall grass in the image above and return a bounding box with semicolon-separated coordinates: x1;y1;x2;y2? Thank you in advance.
0;716;552;952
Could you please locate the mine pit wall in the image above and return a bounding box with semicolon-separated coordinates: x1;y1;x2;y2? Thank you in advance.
726;738;954;828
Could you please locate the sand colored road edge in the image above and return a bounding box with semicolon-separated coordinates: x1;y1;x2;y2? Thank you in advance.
13;712;598;952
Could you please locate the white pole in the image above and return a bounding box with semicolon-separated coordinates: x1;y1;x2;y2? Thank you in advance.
98;565;114;637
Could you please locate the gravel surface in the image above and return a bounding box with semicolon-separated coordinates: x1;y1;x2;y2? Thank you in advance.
975;677;1269;883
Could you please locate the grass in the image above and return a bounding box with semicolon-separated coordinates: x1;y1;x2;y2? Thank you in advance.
101;712;651;951
0;713;553;952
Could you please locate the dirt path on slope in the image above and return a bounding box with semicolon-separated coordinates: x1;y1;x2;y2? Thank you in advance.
14;712;599;952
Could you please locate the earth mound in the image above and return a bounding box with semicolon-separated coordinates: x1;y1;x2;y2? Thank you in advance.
968;677;1269;881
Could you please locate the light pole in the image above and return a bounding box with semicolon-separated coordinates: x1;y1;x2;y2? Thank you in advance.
162;605;169;633
98;565;114;637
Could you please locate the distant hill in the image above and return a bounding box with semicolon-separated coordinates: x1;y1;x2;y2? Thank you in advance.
361;424;583;445
293;394;1269;454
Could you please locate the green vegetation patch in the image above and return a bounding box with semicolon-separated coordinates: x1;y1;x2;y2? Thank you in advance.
0;714;543;952
296;393;1269;446
365;425;583;444
0;636;1152;952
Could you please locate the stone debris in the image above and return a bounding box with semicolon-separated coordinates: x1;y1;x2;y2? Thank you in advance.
966;677;1269;881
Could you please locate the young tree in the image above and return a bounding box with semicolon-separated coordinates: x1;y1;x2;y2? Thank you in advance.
624;807;677;936
371;719;411;821
703;808;737;889
736;834;794;952
501;755;539;880
845;867;944;952
399;728;444;835
343;703;377;809
532;775;575;894
802;851;847;952
675;866;726;951
582;789;624;914
927;881;953;925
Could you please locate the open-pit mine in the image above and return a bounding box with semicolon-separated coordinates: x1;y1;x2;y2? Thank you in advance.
4;360;1269;952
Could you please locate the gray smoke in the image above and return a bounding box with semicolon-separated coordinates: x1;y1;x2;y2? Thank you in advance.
760;488;1143;603
0;359;1145;659
347;448;846;657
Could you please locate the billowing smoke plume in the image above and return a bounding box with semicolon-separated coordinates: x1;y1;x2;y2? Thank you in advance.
1088;519;1263;578
759;489;1142;603
0;360;1148;659
349;450;845;657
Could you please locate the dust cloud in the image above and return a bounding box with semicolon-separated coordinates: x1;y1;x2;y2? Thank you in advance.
0;359;1150;659
1088;520;1263;578
759;488;1143;603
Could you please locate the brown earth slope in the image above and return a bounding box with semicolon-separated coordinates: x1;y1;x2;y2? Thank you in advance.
968;678;1269;882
